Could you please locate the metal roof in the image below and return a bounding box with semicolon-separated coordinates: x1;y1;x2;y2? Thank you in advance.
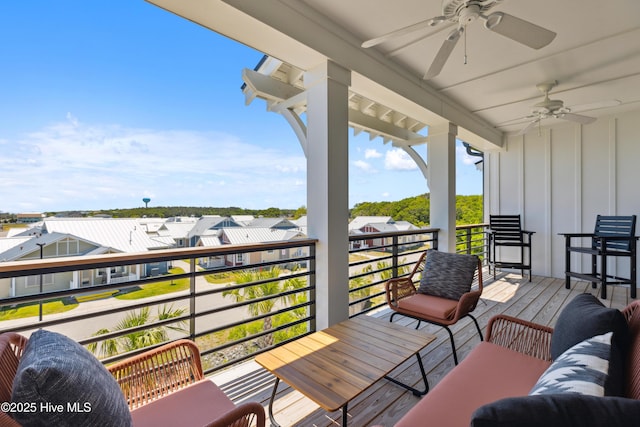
42;218;170;252
222;227;306;245
348;216;393;231
0;232;102;262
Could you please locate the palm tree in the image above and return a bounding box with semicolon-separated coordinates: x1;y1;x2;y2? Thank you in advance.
88;304;187;359
223;267;305;348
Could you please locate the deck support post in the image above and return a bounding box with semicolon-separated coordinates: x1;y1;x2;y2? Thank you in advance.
427;122;458;252
305;60;351;329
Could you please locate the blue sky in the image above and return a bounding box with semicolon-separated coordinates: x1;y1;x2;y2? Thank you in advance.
0;1;482;213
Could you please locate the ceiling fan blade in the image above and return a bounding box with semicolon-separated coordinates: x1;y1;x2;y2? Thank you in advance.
424;27;463;80
484;12;556;49
558;112;597;124
569;99;621;113
495;117;535;128
361;16;447;48
516;119;539;136
385;22;456;58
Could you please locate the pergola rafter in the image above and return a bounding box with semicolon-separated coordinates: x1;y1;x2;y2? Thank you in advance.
241;57;430;182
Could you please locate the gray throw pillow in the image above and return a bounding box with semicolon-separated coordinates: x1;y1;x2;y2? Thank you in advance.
550;293;629;396
530;332;612;396
417;250;479;301
11;329;132;427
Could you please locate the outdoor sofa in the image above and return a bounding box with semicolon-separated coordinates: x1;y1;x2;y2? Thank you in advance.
390;293;640;426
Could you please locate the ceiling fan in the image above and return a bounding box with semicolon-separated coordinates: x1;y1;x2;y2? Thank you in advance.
361;0;557;80
503;81;621;135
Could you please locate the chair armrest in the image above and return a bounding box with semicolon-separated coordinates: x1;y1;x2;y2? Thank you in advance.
559;232;595;238
450;289;483;322
203;401;266;427
385;277;417;308
0;412;21;427
485;315;553;361
108;339;204;410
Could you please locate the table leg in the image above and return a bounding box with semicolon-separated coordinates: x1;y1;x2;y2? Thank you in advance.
267;377;281;427
341;402;348;426
383;353;429;396
270;377;349;427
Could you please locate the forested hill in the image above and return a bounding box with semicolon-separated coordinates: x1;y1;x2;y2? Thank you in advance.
350;194;482;227
42;194;482;227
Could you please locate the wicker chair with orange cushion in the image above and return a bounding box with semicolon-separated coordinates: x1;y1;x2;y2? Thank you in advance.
0;332;264;427
108;339;265;427
385;250;484;365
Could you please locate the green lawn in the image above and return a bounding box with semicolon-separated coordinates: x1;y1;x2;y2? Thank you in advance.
0;299;78;322
204;271;233;284
115;268;190;300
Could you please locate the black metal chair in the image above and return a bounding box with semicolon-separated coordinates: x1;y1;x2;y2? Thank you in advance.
487;215;535;281
561;215;638;299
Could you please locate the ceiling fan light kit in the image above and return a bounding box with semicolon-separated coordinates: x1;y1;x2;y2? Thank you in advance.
362;0;557;79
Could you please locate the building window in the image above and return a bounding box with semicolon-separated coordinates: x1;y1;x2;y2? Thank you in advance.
56;238;81;256
25;274;54;288
236;253;244;263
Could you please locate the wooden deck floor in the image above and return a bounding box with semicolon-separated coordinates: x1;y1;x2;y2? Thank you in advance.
211;271;633;427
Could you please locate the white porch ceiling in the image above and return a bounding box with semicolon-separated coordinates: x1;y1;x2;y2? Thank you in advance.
146;0;640;151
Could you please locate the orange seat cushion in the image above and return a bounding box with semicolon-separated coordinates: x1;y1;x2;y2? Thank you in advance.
131;380;236;427
395;342;551;427
397;293;458;320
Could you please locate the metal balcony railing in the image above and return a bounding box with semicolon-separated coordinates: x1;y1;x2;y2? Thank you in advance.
0;224;489;373
455;223;489;258
0;240;316;375
345;224;490;318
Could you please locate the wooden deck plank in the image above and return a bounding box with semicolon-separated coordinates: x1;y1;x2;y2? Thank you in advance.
213;273;633;427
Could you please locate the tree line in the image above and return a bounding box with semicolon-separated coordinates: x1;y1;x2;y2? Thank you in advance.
350;193;483;227
18;193;482;226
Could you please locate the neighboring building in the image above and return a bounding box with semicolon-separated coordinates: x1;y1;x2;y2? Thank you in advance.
0;218;173;298
157;222;194;247
246;217;298;230
220;227;307;267
230;215;255;226
348;216;393;232
349;216;420;250
0;214;362;297
16;213;44;224
187;216;242;247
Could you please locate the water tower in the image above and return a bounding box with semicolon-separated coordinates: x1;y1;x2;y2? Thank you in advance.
143;198;151;208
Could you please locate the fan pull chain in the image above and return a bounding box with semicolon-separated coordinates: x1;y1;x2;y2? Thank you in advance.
463;25;468;65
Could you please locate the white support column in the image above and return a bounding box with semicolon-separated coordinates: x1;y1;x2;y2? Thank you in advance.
71;271;79;289
305;60;351;329
428;122;457;252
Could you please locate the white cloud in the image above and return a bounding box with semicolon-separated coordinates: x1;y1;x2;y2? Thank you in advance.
457;146;478;165
385;148;417;171
354;160;374;172
364;148;382;159
1;117;307;211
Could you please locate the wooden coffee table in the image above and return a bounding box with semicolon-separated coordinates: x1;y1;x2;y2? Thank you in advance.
255;315;435;426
